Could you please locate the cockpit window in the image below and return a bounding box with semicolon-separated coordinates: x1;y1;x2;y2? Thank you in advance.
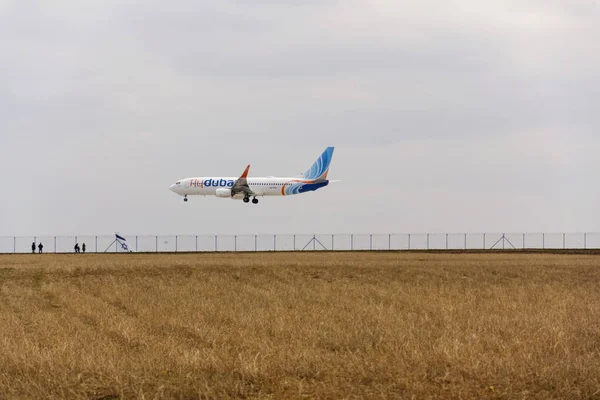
176;182;181;185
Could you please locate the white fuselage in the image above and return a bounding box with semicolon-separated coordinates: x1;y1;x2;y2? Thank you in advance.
169;177;329;199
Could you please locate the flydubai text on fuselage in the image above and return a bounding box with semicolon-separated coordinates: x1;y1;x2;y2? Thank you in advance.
169;146;335;204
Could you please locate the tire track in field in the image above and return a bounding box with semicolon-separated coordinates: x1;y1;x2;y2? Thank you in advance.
0;283;62;337
38;284;149;352
61;280;215;352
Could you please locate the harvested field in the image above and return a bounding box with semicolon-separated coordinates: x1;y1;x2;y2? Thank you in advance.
0;252;599;399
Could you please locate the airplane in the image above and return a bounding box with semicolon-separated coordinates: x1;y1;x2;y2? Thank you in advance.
169;146;336;204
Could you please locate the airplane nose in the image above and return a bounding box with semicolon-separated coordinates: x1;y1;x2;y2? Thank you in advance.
169;184;177;192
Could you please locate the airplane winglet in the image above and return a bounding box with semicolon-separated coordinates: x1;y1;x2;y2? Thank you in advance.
240;165;250;179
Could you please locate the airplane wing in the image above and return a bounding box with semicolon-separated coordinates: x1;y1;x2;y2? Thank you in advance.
231;165;255;197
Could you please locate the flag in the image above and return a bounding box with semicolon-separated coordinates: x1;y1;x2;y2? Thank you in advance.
115;233;133;252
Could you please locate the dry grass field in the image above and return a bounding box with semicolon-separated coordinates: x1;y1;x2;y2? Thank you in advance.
0;252;599;399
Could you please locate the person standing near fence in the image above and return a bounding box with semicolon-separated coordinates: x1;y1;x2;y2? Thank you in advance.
31;242;36;254
38;242;43;253
74;243;80;253
82;243;86;253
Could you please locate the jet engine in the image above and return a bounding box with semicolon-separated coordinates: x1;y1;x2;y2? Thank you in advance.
215;188;232;198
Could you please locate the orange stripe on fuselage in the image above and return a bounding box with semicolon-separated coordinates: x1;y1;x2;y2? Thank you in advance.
282;178;317;195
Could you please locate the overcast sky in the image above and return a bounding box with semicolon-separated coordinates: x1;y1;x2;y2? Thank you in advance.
1;0;598;236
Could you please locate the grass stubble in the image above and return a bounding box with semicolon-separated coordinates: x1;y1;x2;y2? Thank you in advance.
0;252;599;399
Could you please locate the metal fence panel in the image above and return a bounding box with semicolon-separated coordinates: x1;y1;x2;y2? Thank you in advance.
406;234;426;250
214;235;235;252
156;236;176;252
390;234;409;250
523;233;543;249
134;236;156;252
291;234;313;251
15;237;36;253
447;234;466;250
427;234;447;250
332;234;352;251
544;233;564;249
175;235;196;252
351;234;369;250
2;233;600;253
489;233;525;250
252;234;273;251
311;234;333;251
566;233;585;249
276;234;296;251
466;234;485;250
0;237;14;253
486;233;506;249
56;236;77;253
370;234;390;250
506;233;525;249
232;235;253;252
194;236;214;252
585;233;600;249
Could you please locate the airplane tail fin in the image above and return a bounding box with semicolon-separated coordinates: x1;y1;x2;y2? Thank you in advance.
299;146;335;181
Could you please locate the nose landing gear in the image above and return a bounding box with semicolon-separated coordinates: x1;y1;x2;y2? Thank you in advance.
183;195;188;202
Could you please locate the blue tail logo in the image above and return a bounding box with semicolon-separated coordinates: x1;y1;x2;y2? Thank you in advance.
302;146;334;181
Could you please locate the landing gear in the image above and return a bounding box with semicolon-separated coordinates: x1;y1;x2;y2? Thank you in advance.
252;197;259;204
183;196;188;202
243;196;250;203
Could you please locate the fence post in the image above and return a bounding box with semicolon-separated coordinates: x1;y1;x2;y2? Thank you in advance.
273;235;276;251
427;234;430;250
408;233;411;250
584;233;587;249
196;235;198;252
96;236;98;253
176;236;178;252
136;236;138;252
332;234;335;251
543;233;545;249
13;237;15;254
54;236;57;253
445;233;448;250
215;235;217;252
234;235;237;252
293;235;296;251
156;236;158;252
351;234;354;251
563;233;566;249
483;233;486;250
370;234;373;250
255;235;257;252
523;233;525;249
464;233;467;250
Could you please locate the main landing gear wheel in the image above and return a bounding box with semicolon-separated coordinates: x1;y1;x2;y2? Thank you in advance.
183;196;188;202
243;196;250;203
252;197;259;204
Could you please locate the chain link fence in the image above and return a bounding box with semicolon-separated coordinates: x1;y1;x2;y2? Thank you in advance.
1;233;599;253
